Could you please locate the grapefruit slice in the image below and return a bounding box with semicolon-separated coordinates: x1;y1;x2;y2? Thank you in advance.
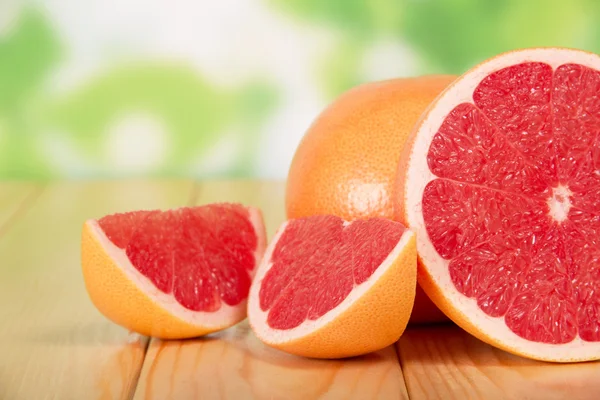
81;203;267;339
248;215;416;359
395;47;600;362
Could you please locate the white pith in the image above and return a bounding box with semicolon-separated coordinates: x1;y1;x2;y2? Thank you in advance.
548;185;573;223
404;48;600;361
247;221;415;344
88;206;266;328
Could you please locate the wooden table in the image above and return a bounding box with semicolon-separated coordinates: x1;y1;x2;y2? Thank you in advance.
1;180;599;400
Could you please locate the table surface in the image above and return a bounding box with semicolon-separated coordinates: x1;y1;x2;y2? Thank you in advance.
1;179;599;400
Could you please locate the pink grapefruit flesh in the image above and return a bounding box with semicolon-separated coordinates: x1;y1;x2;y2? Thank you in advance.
399;48;600;362
82;203;267;339
260;216;406;329
99;204;258;311
248;215;417;359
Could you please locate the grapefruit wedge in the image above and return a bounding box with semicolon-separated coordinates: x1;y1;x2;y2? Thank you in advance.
248;215;416;359
81;203;266;339
395;47;600;362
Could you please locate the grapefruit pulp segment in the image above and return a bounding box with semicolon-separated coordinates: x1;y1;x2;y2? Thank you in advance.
248;216;417;359
397;48;600;362
81;203;267;339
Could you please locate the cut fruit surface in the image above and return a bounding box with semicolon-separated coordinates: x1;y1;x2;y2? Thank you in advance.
248;215;416;359
81;203;266;339
395;47;600;362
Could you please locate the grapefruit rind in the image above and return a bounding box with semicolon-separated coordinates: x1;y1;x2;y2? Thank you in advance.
81;207;267;339
399;47;600;362
248;222;416;359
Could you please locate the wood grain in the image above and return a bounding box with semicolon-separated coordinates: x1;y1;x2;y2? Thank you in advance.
397;325;600;400
0;180;194;400
134;322;408;400
134;180;410;400
0;182;41;236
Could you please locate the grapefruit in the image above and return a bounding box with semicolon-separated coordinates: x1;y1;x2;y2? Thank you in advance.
248;215;416;359
286;75;456;221
81;203;267;339
285;75;455;325
395;47;600;362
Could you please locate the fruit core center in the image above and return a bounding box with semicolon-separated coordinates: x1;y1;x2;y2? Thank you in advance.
547;185;572;223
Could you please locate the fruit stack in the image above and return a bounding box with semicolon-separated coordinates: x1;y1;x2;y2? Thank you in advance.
82;48;600;363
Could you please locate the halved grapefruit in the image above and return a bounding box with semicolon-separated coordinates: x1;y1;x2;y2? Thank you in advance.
395;47;600;362
81;203;267;339
248;215;416;359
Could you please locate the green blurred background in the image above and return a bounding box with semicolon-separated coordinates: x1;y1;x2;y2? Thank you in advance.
1;0;599;180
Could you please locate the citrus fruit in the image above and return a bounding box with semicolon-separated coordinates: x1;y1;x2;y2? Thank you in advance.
395;47;600;362
248;215;416;359
286;75;456;221
285;75;455;325
81;203;267;339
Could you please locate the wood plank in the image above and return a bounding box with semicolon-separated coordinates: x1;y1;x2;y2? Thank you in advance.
135;179;410;400
0;180;195;400
134;322;407;400
0;182;41;235
397;325;600;400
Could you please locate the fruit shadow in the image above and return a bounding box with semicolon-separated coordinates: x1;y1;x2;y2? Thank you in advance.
149;336;394;399
187;320;386;365
397;325;600;372
169;320;395;395
175;321;396;375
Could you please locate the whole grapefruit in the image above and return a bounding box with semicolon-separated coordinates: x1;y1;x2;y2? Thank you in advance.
285;75;456;324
